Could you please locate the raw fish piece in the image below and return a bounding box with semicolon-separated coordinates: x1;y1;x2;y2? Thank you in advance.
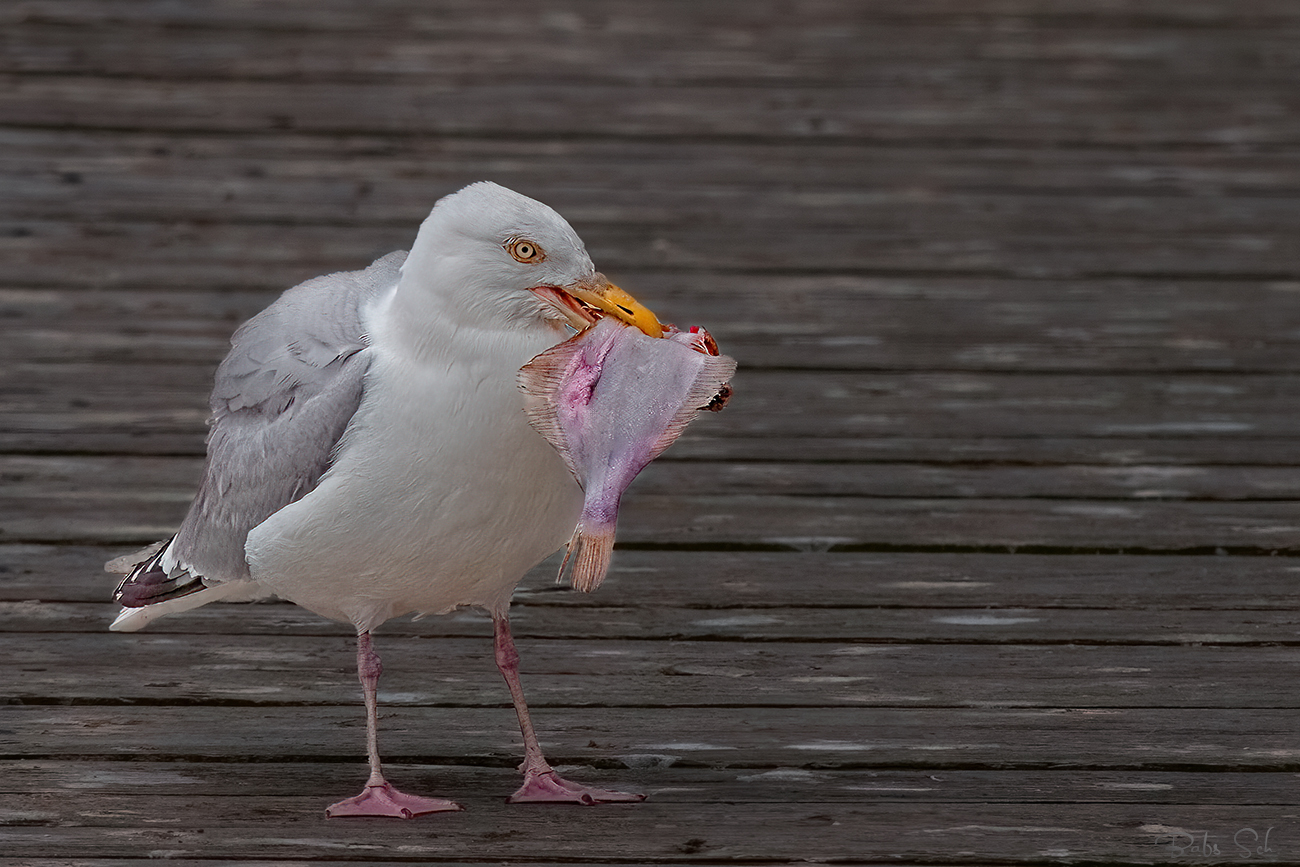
518;317;736;592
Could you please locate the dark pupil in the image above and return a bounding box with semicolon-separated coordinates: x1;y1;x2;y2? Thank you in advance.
518;244;532;257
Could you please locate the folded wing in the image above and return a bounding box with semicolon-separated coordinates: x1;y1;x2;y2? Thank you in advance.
112;251;407;618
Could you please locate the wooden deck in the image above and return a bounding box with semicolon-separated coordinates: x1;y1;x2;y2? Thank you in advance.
4;1;1300;863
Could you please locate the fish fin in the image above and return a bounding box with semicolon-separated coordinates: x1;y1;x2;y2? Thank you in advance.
517;338;584;457
555;526;579;586
648;353;737;461
556;522;616;594
518;322;617;474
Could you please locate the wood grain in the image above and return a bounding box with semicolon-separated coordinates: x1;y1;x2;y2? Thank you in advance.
0;801;1290;864
6;277;1300;373
4;0;1300;863
9;635;1300;709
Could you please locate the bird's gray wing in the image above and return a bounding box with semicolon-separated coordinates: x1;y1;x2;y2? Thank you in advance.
135;250;407;593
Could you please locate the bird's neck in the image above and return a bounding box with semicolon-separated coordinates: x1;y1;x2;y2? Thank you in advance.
372;276;561;370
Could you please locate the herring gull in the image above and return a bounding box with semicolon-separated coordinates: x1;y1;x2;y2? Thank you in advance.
108;182;673;817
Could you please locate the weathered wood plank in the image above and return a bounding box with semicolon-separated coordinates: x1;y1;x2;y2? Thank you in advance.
634;461;1300;500
9;428;1300;468
6;14;1300;88
7;488;1300;552
9;545;1300;610
3;70;1300;148
6;599;1299;644
1;276;1298;354
10;0;1300;29
11;165;1300;243
7;133;1300;220
9;453;1300;502
3;0;1297;861
9;128;1300;199
10;635;1300;709
10;366;1300;444
0;798;1292;864
5;277;1300;373
6;454;1300;551
4;204;1300;286
622;495;1300;554
664;435;1300;468
5;704;1299;771
8;760;1295;807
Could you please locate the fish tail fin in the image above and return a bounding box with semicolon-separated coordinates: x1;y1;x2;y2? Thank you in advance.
556;522;616;593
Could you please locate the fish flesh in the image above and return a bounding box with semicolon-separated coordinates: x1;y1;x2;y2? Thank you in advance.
518;317;736;591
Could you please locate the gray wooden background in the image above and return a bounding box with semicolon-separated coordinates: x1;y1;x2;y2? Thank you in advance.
3;1;1300;863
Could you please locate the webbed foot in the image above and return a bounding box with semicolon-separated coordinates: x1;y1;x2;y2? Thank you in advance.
326;782;463;818
507;770;645;805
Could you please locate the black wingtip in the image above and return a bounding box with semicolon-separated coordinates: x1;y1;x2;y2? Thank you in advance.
113;539;205;608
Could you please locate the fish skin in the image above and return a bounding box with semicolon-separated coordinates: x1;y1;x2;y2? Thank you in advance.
518;317;735;591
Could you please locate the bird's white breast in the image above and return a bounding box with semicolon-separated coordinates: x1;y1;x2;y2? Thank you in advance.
244;301;582;632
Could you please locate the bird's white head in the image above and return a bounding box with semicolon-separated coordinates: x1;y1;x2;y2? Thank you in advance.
396;182;662;347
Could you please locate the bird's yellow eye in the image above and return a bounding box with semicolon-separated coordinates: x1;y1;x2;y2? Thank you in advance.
507;239;546;264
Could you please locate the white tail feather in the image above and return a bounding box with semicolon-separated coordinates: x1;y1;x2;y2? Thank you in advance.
108;581;265;632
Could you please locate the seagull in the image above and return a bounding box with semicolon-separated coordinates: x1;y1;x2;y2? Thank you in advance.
108;182;663;817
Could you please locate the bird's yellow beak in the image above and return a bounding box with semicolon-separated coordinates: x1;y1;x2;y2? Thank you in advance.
536;274;663;338
566;280;663;337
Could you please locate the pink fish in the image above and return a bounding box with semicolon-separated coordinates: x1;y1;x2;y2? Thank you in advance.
518;317;736;592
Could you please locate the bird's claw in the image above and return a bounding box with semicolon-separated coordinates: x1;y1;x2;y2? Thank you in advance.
326;782;463;819
506;769;646;805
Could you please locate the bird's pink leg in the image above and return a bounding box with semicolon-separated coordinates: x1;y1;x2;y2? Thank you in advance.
493;611;644;804
326;631;462;818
